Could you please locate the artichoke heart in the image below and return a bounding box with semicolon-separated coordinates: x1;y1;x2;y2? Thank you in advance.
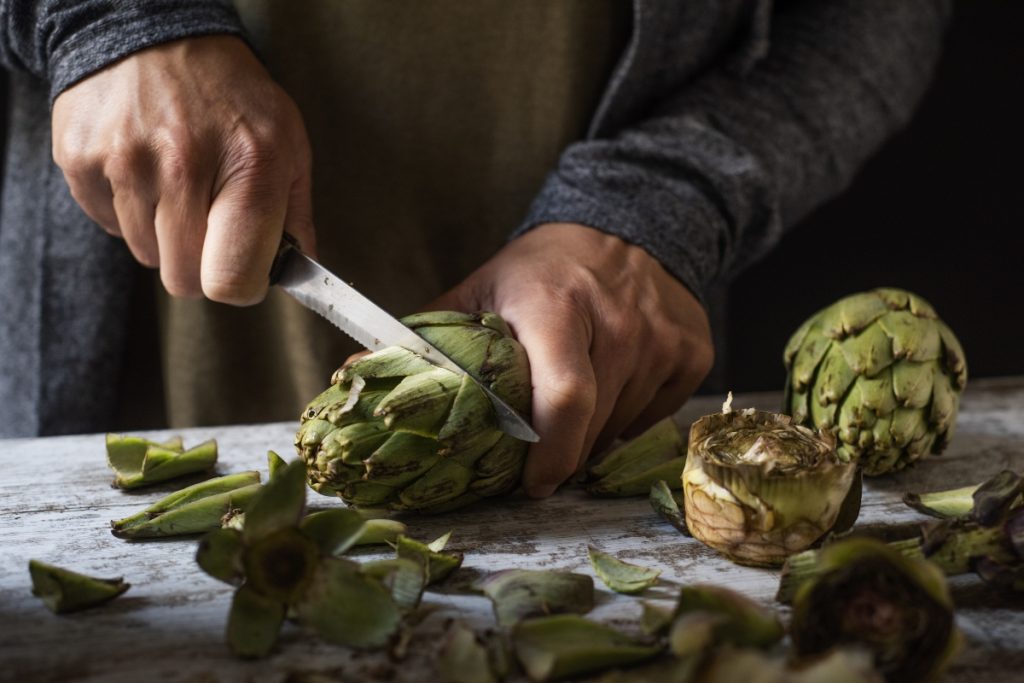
683;396;857;567
783;288;967;476
295;311;531;512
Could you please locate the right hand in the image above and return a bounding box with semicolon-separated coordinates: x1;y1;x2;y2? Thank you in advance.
51;35;315;305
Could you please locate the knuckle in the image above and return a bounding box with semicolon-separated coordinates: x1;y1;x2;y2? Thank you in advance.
158;145;203;187
538;371;597;420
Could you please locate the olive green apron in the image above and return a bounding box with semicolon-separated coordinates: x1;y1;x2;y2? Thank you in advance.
150;1;631;427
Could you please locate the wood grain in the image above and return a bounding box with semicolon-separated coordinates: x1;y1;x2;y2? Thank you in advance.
2;380;1023;682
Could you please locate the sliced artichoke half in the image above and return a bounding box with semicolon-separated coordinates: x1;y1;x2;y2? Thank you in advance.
683;396;857;567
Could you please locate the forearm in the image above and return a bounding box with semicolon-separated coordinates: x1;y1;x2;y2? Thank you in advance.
518;0;951;302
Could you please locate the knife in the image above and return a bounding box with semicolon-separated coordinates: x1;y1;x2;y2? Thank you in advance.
270;236;539;443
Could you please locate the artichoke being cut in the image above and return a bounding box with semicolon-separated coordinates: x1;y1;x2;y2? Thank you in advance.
682;396;858;567
784;288;967;476
296;311;531;512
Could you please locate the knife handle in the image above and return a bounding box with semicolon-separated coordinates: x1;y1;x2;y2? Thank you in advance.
269;233;300;286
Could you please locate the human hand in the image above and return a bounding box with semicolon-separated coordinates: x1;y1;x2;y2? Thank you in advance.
428;223;714;497
51;35;314;304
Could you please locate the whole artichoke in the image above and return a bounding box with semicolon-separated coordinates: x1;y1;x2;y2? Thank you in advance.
682;399;858;567
295;311;531;512
784;288;967;476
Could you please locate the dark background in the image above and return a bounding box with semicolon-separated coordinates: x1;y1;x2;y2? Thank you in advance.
721;0;1024;392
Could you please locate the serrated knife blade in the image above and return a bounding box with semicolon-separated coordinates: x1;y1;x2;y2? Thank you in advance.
271;237;539;443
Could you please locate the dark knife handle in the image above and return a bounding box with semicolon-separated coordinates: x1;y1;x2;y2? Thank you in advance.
269;232;300;285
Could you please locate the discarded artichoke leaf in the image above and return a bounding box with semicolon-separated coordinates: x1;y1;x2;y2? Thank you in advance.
788;648;884;683
112;482;262;539
590;656;701;683
671;584;783;653
428;530;453;552
292;557;403;649
639;601;674;636
439;622;497;683
29;559;130;614
360;557;427;612
242;460;308;542
587;546;661;594
395;533;463;584
108;436;218;489
789;537;959;683
299;509;368;555
697;646;883;683
267;450;288;479
227;583;286;658
586;418;686;497
667;611;727;658
356;518;407;546
243;528;320;604
105;433;183;473
196;527;245;585
649;480;689;535
971;470;1024;526
512;614;662;682
682;398;857;567
903;484;979;519
111;470;260;535
475;569;594;627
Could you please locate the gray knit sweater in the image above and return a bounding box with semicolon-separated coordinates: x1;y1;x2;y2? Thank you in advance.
0;0;950;437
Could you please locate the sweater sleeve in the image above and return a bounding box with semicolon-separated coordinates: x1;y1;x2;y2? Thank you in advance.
0;0;246;103
516;0;951;304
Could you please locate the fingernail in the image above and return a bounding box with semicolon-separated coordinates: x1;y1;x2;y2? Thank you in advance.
525;483;557;499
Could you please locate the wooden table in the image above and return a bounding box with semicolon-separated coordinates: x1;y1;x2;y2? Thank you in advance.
2;380;1023;682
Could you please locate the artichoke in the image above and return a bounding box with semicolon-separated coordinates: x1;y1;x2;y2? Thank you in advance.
295;311;531;512
682;396;858;566
789;538;959;683
783;288;967;476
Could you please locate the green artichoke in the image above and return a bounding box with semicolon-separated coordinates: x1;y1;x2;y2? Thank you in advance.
682;397;858;567
784;288;967;476
789;538;959;683
295;311;531;512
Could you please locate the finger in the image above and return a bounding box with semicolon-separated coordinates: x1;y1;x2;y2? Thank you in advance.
589;374;661;457
203;165;289;305
576;330;638;469
283;162;317;259
112;189;158;267
517;309;596;497
420;283;477;314
62;170;121;236
620;373;698;439
154;176;212;298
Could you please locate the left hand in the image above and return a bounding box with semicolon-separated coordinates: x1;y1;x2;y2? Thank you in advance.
428;223;714;497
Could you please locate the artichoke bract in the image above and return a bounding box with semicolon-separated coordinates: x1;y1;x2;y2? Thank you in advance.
683;397;857;567
784;288;967;476
296;311;531;512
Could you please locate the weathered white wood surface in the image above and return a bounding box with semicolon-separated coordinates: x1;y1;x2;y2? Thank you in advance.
2;380;1023;683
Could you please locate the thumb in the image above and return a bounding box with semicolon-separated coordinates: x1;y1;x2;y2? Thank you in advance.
420;280;478;313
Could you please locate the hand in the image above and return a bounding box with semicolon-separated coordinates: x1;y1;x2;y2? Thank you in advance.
429;223;714;497
51;35;314;304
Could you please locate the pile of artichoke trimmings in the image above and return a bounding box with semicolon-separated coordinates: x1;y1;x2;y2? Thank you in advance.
683;401;857;567
295;311;531;513
784;288;967;476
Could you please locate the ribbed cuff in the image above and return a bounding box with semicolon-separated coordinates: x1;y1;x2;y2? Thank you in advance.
48;1;247;104
512;154;726;307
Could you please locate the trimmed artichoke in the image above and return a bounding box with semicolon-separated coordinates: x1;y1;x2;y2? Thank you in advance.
784;288;967;476
682;397;858;566
790;538;959;683
295;311;531;512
